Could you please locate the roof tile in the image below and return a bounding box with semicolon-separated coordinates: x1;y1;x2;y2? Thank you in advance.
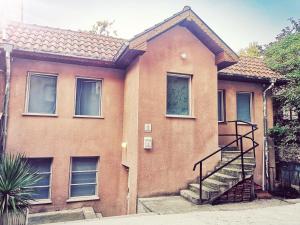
219;56;281;79
3;22;126;61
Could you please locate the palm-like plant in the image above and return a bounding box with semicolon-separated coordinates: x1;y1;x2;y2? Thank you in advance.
0;153;41;224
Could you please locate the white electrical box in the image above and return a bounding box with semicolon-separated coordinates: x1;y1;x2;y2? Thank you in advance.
144;123;152;132
144;137;152;149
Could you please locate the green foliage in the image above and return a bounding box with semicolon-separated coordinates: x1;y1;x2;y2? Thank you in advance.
0;153;41;216
89;20;118;36
264;18;300;162
238;42;262;57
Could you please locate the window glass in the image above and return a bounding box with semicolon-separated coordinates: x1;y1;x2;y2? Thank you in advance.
70;157;98;197
27;158;52;200
75;79;101;116
28;74;57;114
218;90;224;122
237;93;251;122
167;75;190;115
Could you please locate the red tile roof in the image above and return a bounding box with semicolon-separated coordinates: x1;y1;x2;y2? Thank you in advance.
0;15;282;81
2;22;126;61
219;56;282;80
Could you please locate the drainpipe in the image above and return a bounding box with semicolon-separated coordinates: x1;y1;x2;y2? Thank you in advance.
262;78;276;191
1;23;13;153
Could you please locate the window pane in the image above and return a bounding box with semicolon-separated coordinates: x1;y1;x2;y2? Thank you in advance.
71;184;96;197
237;93;251;122
28;158;51;173
167;75;190;115
28;74;57;114
27;158;51;199
75;79;101;116
28;174;50;187
72;172;96;184
31;187;50;199
72;157;98;171
218;91;224;121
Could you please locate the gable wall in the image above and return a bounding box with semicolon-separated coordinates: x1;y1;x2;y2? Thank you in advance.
136;25;219;197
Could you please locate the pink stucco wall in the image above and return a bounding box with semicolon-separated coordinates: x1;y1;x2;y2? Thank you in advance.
6;58;128;216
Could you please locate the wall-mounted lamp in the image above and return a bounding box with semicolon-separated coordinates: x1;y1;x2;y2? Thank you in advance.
121;142;127;149
180;52;187;60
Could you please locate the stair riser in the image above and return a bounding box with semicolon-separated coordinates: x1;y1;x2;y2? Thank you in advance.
180;191;200;204
188;185;218;199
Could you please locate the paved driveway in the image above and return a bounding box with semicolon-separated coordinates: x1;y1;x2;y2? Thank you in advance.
46;202;300;225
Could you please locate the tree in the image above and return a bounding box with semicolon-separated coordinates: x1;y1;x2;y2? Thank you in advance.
275;18;300;41
266;18;300;162
89;20;118;36
0;154;41;224
238;42;262;57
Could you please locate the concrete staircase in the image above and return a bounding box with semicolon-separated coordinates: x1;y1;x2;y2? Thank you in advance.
180;147;256;204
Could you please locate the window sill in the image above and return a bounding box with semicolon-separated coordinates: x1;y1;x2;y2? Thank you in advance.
29;199;52;205
218;121;226;124
73;115;104;119
66;196;100;203
22;113;58;117
165;115;196;119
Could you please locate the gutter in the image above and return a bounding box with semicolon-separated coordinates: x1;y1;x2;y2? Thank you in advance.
262;78;276;191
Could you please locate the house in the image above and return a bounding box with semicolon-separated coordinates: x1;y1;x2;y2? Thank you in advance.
0;7;281;216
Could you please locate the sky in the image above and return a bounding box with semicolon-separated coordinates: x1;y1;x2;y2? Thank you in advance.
1;0;299;52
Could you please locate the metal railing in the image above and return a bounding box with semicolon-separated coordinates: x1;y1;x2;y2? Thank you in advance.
193;120;259;204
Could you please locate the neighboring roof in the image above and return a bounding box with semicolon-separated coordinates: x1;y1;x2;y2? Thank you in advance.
116;6;239;69
219;56;282;82
2;22;126;62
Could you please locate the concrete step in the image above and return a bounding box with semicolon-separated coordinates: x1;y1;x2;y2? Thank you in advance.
180;189;202;204
221;151;254;159
222;156;255;164
220;167;253;178
203;178;229;191
189;183;219;199
219;161;256;170
213;172;239;184
219;146;239;152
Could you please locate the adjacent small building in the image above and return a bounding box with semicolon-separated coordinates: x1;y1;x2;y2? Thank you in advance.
0;7;281;216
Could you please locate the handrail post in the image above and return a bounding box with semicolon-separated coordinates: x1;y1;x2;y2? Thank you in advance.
251;125;256;159
235;121;239;148
240;138;245;179
199;162;203;204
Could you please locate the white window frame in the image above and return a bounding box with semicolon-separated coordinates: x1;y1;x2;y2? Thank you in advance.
24;72;58;116
218;90;225;122
69;157;99;200
236;92;253;123
74;77;103;118
27;158;53;204
166;73;192;117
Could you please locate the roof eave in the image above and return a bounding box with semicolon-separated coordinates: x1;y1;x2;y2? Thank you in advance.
218;72;286;84
11;50;122;69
